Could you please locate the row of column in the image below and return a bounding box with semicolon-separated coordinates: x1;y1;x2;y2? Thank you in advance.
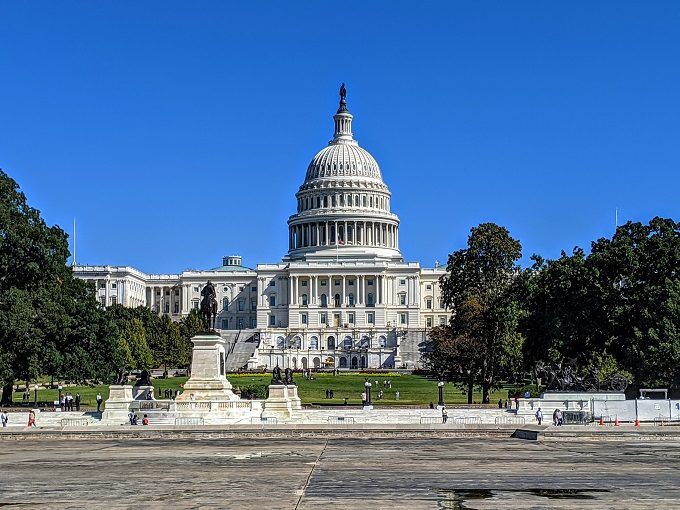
289;220;398;250
148;285;183;314
262;275;391;307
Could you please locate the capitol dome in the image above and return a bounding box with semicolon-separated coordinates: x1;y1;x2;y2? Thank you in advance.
286;84;402;262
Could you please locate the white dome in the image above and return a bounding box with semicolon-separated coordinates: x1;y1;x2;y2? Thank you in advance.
305;143;382;182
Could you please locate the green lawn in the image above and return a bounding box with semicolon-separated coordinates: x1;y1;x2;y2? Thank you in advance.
10;373;512;409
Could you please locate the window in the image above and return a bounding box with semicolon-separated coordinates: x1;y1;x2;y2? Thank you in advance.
327;336;335;349
239;286;244;292
348;279;354;286
250;318;257;328
439;316;447;325
348;312;355;324
343;336;352;349
269;280;276;287
399;293;406;305
111;283;117;289
320;294;328;307
320;279;327;286
400;313;407;324
269;295;276;306
367;312;374;324
192;300;199;310
221;319;228;329
399;279;406;285
367;293;374;306
223;297;229;310
320;312;327;325
367;279;374;286
238;318;244;329
193;287;199;292
292;336;302;349
251;286;257;292
426;298;432;309
426;316;433;328
238;300;245;311
334;294;341;307
100;296;106;306
310;336;319;349
164;302;169;313
223;286;229;291
379;336;387;348
334;279;341;286
348;293;355;306
110;296;117;305
302;294;308;306
99;283;105;289
276;336;285;348
269;315;276;326
301;313;308;325
301;280;308;287
426;284;432;290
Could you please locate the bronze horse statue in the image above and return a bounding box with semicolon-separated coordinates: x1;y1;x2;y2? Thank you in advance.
200;280;218;332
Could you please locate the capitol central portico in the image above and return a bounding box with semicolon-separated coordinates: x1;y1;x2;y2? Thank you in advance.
73;85;451;370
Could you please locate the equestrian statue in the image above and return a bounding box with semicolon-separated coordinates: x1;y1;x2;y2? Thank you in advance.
200;280;218;332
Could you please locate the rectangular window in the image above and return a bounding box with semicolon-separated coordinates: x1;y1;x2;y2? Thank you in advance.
367;312;374;324
426;316;433;328
426;299;432;309
439;316;447;325
320;279;327;286
269;295;276;306
301;280;308;287
221;319;228;329
348;312;355;324
320;312;327;324
399;294;406;305
367;279;374;286
174;302;179;314
238;300;245;311
399;279;406;285
238;318;244;329
111;283;117;289
301;313;308;325
269;280;276;287
269;315;276;326
250;318;257;328
251;299;257;311
251;286;257;292
426;284;432;290
100;296;106;306
99;283;105;289
110;296;117;305
400;313;407;324
193;287;199;293
239;286;244;291
348;279;354;286
192;300;199;310
334;279;341;286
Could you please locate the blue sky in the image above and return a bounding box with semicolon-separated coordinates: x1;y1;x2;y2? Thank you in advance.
1;2;679;273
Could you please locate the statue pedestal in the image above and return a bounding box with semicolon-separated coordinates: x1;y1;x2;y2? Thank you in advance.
133;385;154;400
262;385;302;420
102;385;134;425
177;334;238;401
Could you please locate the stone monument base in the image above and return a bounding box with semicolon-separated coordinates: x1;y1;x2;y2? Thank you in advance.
133;385;154;400
102;385;134;425
262;385;302;420
176;334;239;401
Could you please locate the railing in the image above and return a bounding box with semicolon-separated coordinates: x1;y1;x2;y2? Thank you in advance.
132;401;171;411
419;416;442;424
251;417;278;425
454;416;482;425
217;401;253;410
175;417;204;426
494;415;526;425
327;416;355;424
561;411;590;425
61;418;88;427
175;402;211;411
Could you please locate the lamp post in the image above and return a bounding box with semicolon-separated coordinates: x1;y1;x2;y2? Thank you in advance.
34;384;39;405
437;381;444;407
466;369;473;405
58;384;63;406
364;379;372;406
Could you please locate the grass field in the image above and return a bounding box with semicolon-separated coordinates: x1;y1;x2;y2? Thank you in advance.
10;373;512;409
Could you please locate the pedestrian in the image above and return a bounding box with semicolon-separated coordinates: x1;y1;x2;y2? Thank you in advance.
27;410;36;427
361;391;367;406
535;407;543;425
395;391;400;401
556;409;563;426
552;409;558;426
330;389;334;399
429;401;434;409
498;399;503;409
75;393;81;412
1;409;8;427
524;390;531;399
142;414;149;426
129;411;136;425
442;406;448;424
96;392;103;412
325;389;329;399
514;396;519;410
343;397;348;405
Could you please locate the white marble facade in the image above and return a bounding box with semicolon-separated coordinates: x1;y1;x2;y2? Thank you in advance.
73;88;452;369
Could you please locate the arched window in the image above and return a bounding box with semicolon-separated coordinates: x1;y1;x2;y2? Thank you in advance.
339;357;347;368
354;195;359;206
321;294;328;307
324;196;328;207
343;336;352;349
327;336;335;349
348;293;355;306
360;336;370;348
292;336;302;349
316;197;321;208
334;294;341;307
269;295;276;306
367;293;374;305
276;336;285;349
379;335;387;348
309;336;319;349
302;294;308;306
222;297;229;310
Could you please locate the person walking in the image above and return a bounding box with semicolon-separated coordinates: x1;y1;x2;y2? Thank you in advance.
1;410;8;427
556;409;563;426
27;410;36;427
552;409;558;426
395;391;400;401
75;393;81;412
535;407;543;425
441;406;448;424
96;392;103;412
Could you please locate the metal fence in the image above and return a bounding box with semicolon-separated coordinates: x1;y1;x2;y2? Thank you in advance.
250;417;278;425
420;416;443;424
175;417;204;426
494;415;526;425
454;416;482;425
327;416;355;424
60;418;88;427
561;411;590;425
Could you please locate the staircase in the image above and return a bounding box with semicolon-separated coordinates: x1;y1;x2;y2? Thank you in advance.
221;330;260;371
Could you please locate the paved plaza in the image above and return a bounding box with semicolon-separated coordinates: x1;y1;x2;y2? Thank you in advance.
2;435;680;509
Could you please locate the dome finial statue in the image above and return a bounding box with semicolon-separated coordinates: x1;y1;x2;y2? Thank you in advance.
337;82;348;113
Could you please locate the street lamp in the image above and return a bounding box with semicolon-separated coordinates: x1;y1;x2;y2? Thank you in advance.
364;379;372;406
34;384;39;405
58;384;63;406
437;381;444;407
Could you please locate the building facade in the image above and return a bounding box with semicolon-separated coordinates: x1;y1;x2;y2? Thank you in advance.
73;88;451;370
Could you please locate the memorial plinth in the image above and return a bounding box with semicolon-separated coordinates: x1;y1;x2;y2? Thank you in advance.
102;385;134;424
262;385;302;420
177;334;239;401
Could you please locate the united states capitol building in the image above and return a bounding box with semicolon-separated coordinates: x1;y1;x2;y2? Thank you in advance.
73;87;451;371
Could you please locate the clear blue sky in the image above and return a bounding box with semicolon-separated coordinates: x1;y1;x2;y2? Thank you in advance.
2;2;679;273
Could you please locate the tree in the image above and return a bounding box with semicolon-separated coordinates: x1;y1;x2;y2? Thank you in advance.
436;223;523;403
